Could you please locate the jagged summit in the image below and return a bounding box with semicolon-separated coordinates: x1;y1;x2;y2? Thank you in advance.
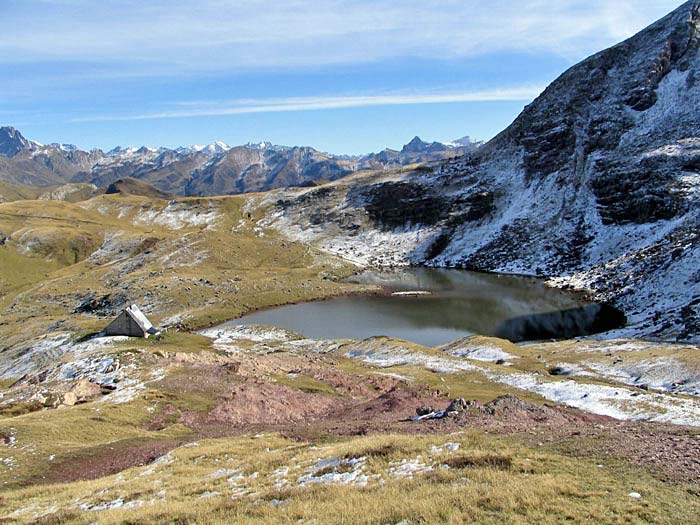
0;129;480;194
401;136;454;154
401;136;428;153
0;126;37;157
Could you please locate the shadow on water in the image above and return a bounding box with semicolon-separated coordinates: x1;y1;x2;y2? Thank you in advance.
220;268;627;346
494;303;627;343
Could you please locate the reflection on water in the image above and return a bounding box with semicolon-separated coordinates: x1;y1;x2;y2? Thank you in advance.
219;268;595;347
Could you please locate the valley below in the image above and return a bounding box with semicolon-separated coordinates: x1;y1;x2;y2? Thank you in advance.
0;189;698;524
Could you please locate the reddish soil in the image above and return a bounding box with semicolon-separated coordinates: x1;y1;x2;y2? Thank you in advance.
31;438;185;487
205;380;344;426
27;355;700;487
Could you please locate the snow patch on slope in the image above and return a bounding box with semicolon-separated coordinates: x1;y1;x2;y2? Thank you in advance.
134;201;220;230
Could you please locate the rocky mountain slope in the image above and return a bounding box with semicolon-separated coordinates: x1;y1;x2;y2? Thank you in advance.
263;1;700;343
0;127;477;195
1;190;699;524
359;136;480;170
0;126;39;157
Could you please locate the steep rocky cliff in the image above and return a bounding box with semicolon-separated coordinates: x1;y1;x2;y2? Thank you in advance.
265;1;700;342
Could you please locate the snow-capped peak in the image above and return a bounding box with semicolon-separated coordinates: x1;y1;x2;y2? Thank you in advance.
106;146;159;158
245;141;273;150
177;142;230;155
49;143;79;152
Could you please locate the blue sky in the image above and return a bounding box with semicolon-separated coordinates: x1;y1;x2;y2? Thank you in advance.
0;0;684;154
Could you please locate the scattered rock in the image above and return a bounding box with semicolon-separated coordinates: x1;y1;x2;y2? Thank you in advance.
548;365;574;376
413;398;472;421
74;293;128;317
62;378;103;406
416;405;436;417
446;398;469;414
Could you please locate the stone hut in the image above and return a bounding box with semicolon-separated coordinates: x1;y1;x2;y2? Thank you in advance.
105;304;160;338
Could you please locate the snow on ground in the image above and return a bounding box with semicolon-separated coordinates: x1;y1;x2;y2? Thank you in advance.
155;234;210;268
297;457;373;487
582;357;700;396
310;225;432;266
79;498;144;512
445;345;518;363
55;354;150;405
342;339;700;426
201;329;347;355
376;372;415;382
0;333;165;406
388;458;434;478
87;232;141;266
199;325;301;353
0;334;72;379
209;468;240;479
284;338;347;354
103;367;167;405
133;201;220;230
430;442;460;455
554;340;671;354
345;341;479;374
71;336;130;354
261;188;434;266
0;334;130;380
38;183;97;201
8;505;60;521
198;491;222;499
547;363;591;377
488;370;700;426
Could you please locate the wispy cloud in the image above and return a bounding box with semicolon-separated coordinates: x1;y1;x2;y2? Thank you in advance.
0;1;682;72
72;87;545;122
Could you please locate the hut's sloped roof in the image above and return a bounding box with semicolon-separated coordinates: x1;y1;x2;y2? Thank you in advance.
125;304;155;334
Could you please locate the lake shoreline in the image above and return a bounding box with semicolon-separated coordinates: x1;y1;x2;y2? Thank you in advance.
206;267;599;346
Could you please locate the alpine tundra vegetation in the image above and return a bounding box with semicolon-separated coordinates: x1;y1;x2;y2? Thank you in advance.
1;2;700;525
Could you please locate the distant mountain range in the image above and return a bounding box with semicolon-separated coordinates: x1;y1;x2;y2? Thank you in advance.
0;126;480;195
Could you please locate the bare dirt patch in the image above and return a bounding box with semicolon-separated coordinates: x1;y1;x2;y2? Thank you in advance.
30;438;186;486
205;380;345;426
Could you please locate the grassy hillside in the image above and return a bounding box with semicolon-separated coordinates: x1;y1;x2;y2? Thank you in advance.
105;177;175;199
0;181;99;204
0;192;699;524
0;193;366;348
4;431;698;524
0;181;44;202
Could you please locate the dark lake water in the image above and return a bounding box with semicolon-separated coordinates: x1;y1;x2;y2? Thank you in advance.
219;268;597;346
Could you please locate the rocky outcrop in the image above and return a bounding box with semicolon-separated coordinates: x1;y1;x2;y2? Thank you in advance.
266;2;700;342
429;1;700;341
185;146;355;196
0;127;37;157
348;182;450;230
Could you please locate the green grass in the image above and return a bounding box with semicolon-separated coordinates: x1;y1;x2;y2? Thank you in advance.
2;433;698;524
0;397;192;488
0;193;368;351
142;331;218;355
0;181;44;202
1;191;700;524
